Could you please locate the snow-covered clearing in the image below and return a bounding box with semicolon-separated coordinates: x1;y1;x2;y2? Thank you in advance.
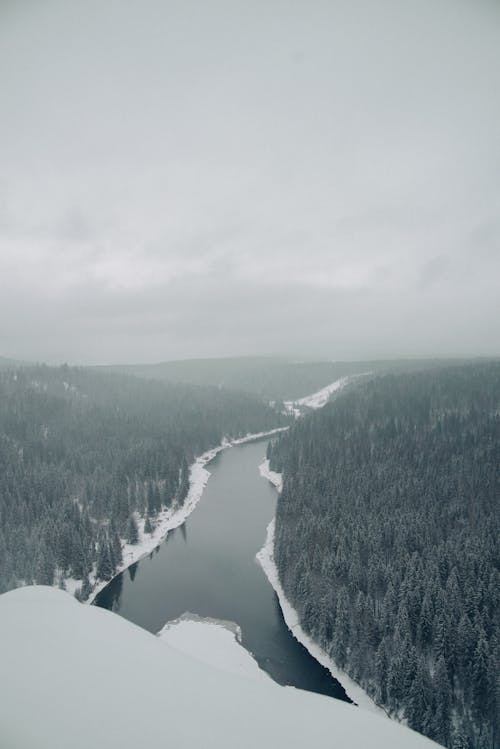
84;426;288;603
0;585;439;749
283;374;371;415
284;376;350;412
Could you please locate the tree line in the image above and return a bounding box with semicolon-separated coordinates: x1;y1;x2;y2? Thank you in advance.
268;363;499;749
104;356;471;401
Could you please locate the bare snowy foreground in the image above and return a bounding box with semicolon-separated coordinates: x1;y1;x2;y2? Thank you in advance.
0;586;439;749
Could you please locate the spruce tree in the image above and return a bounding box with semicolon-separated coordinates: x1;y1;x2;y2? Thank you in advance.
126;515;139;545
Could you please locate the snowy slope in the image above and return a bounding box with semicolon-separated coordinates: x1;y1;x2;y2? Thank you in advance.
0;586;440;749
283;374;370;416
284;376;350;411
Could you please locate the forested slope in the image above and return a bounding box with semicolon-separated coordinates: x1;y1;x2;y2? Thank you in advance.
0;365;285;595
268;363;499;749
103;356;474;401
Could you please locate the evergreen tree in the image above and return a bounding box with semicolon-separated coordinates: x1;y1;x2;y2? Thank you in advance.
35;542;56;586
472;632;490;717
96;540;114;581
433;656;452;744
126;515;139;545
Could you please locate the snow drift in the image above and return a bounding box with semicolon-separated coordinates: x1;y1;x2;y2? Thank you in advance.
0;586;439;749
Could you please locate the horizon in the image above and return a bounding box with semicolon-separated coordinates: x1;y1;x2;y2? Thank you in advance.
1;351;499;369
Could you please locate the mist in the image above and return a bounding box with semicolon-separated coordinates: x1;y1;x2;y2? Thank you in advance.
0;0;499;364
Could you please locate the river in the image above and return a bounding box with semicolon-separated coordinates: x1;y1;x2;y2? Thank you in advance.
94;438;349;702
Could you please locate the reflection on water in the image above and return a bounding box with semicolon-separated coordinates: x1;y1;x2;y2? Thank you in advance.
95;440;350;703
101;572;123;612
128;562;138;582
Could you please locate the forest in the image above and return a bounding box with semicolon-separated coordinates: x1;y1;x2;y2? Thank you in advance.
103;356;472;401
268;363;499;749
0;365;286;597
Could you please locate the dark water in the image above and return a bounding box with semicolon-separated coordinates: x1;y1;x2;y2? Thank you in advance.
95;439;349;702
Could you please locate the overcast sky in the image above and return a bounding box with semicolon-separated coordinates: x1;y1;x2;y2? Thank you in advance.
0;0;499;364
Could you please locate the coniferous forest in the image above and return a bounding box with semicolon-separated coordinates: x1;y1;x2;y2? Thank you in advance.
0;365;286;597
268;363;499;749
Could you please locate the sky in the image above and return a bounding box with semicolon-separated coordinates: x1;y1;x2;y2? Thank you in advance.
0;0;499;364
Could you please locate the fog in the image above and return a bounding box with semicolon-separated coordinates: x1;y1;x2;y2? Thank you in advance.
0;0;499;364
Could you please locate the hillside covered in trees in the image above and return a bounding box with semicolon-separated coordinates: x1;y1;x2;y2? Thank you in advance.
0;365;286;596
268;363;499;749
102;356;475;402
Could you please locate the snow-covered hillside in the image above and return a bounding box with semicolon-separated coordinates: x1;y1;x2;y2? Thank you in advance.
0;586;440;749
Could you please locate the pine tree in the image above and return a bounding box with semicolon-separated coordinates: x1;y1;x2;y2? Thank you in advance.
432;655;452;746
109;525;123;567
452;724;470;749
35;542;56;586
471;631;489;717
126;515;139;545
331;588;350;668
375;639;388;703
456;613;475;680
417;592;433;648
96;539;114;580
406;657;429;733
81;576;92;600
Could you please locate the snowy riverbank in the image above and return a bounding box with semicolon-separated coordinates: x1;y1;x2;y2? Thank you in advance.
257;459;387;717
84;426;288;603
81;376;352;602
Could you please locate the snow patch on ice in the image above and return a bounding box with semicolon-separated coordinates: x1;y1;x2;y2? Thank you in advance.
158;613;269;682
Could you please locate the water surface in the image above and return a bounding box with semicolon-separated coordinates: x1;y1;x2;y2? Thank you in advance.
95;439;349;701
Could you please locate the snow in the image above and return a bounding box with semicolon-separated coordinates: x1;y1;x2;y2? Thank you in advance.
84;426;289;603
0;585;439;749
283;374;371;415
283;376;349;413
158;613;268;682
259;457;283;493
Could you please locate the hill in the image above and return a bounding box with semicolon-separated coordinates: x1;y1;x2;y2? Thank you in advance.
268;362;500;748
0;586;440;749
101;356;478;401
0;364;286;597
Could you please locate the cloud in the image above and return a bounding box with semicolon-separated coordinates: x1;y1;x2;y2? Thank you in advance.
0;0;499;363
